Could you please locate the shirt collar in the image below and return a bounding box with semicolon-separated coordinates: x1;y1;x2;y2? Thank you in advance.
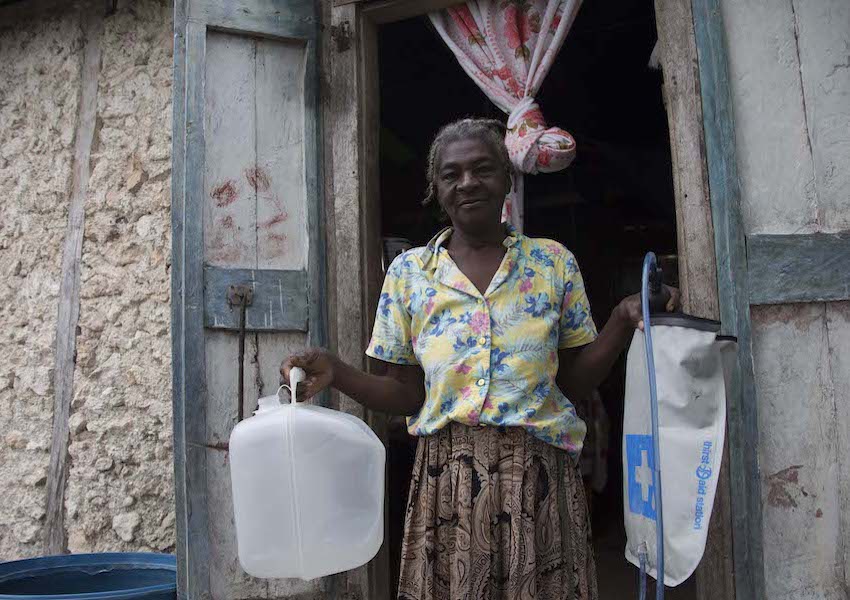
423;222;520;273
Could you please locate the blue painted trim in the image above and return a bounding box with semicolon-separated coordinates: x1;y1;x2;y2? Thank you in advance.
187;0;317;39
204;267;309;331
169;0;189;595
178;19;212;600
691;1;765;598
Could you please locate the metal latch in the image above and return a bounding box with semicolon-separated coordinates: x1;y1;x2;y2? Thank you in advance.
227;285;254;422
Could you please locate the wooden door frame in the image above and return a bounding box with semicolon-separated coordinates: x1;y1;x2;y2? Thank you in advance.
322;1;762;599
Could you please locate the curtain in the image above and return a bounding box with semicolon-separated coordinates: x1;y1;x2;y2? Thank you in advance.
430;0;582;231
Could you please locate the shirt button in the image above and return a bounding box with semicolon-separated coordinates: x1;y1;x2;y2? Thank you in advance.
478;336;487;346
476;378;486;387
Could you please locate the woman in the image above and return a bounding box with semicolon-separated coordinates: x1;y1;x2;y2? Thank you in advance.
280;118;679;599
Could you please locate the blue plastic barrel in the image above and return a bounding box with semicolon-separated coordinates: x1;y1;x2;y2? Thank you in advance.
0;553;176;600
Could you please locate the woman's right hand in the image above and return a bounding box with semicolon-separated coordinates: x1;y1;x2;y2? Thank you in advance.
280;349;337;401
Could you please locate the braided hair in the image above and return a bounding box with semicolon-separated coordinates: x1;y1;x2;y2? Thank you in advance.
423;118;513;208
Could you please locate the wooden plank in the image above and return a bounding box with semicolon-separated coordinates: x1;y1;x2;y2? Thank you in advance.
358;0;465;24
328;4;366;418
718;1;818;236
361;15;384;366
204;445;259;600
691;1;766;598
170;0;189;593
654;1;733;598
188;0;317;40
319;4;388;597
203;269;309;332
180;19;213;599
784;0;850;232
751;304;845;598
303;36;329;370
255;37;308;271
204;31;257;269
329;8;368;598
359;14;393;600
825;303;850;586
205;328;266;600
655;0;720;322
322;0;344;411
747;233;850;305
318;47;343;600
336;0;460;8
44;6;103;555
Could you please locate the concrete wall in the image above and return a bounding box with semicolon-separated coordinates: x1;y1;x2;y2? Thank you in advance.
721;0;850;598
0;0;174;559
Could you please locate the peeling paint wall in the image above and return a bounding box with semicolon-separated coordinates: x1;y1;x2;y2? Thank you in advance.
0;0;174;559
721;0;850;598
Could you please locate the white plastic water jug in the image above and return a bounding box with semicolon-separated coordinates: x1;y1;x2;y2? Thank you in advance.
229;368;386;580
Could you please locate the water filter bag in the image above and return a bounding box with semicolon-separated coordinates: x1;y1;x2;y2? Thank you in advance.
623;314;736;586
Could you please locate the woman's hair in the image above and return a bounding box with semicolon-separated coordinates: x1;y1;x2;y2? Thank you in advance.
423;118;513;206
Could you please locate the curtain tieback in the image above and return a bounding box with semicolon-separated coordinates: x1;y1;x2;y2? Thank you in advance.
506;96;577;175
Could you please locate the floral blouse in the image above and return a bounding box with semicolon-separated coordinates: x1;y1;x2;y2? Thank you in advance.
366;225;598;457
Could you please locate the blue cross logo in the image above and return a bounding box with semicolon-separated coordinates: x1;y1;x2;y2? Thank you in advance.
626;434;657;521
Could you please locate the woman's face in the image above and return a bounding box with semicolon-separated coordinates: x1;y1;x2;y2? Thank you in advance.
435;138;510;234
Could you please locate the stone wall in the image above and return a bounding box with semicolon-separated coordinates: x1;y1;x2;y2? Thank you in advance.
0;5;81;558
0;0;174;559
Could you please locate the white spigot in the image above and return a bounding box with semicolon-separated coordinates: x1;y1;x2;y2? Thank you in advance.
289;367;306;405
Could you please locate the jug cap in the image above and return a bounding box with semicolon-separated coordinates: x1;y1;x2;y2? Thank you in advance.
256;393;282;413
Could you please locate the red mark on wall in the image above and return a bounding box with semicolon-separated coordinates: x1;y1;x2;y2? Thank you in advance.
259;211;288;229
206;213;248;265
244;166;271;192
260;233;288;263
211;180;238;207
766;465;804;509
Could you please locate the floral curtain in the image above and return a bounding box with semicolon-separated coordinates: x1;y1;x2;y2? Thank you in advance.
430;0;582;231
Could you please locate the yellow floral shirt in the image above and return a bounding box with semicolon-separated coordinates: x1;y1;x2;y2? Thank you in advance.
366;225;598;456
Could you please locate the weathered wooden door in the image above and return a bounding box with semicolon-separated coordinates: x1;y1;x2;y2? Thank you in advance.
171;1;327;598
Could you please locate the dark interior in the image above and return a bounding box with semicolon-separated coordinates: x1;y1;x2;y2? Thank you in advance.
377;3;694;597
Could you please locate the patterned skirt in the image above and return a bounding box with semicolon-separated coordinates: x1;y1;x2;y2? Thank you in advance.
397;422;598;600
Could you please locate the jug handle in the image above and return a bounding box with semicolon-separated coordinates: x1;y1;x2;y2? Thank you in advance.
277;366;307;405
277;384;294;405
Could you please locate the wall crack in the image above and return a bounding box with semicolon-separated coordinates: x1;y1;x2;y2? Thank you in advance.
789;0;823;228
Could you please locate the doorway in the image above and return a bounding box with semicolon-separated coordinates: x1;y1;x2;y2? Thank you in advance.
374;3;696;598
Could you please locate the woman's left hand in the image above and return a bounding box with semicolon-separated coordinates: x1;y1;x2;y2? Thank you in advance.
615;285;682;331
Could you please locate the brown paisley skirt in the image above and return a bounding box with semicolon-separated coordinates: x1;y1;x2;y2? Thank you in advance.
397;423;598;600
